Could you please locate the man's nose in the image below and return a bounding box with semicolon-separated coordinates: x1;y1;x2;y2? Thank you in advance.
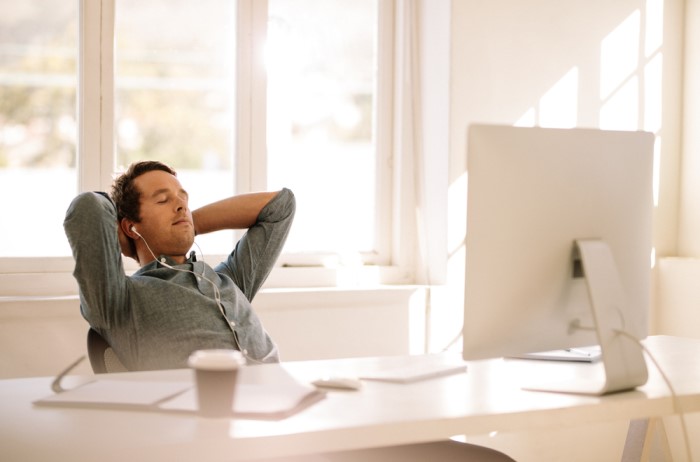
175;196;187;211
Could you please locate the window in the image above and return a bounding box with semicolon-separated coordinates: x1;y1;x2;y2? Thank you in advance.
0;0;78;257
114;0;238;253
0;0;402;291
266;0;384;260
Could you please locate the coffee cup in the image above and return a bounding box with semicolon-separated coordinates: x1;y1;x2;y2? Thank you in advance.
188;349;245;417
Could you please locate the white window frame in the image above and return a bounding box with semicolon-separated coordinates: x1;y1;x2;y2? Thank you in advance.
0;0;421;296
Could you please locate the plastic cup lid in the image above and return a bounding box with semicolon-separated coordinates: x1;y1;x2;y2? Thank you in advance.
188;349;245;370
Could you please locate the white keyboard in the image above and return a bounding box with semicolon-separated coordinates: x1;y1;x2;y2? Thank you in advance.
359;357;468;383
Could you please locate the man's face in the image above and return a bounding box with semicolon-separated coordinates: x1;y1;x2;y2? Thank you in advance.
133;170;195;259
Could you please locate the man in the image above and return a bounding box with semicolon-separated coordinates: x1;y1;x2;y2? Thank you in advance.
64;160;514;461
64;160;294;370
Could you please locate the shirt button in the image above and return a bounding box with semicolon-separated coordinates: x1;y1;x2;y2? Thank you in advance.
160;257;167;263
230;321;236;327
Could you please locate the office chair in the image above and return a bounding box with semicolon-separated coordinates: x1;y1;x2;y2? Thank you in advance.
87;328;128;373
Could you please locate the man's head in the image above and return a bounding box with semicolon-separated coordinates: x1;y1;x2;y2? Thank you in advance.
112;161;176;224
111;161;195;265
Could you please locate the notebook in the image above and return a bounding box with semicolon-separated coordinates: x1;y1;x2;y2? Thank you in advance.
34;364;325;420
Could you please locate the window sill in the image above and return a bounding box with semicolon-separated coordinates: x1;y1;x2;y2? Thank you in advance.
0;285;427;331
0;263;414;297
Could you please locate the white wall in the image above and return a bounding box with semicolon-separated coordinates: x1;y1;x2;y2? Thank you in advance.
438;2;698;460
256;286;428;361
657;0;700;341
0;286;425;379
440;0;685;339
679;0;700;256
0;298;94;379
657;0;700;343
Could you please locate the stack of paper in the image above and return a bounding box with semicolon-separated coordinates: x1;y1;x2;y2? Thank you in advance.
34;365;325;420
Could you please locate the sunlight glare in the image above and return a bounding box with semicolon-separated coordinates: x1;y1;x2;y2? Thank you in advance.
448;172;468;255
515;108;536;127
644;53;663;133
600;11;641;100
600;76;639;130
539;67;579;128
653;135;661;207
514;68;578;128
645;0;664;57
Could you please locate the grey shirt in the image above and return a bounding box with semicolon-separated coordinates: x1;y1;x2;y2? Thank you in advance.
64;188;295;371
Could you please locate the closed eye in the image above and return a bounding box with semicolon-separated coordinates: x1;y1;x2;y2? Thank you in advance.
150;188;188;205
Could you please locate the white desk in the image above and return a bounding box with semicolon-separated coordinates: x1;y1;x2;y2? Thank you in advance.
2;335;699;462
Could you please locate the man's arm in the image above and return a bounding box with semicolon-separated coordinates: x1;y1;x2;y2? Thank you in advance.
192;191;279;235
64;192;130;328
213;189;295;301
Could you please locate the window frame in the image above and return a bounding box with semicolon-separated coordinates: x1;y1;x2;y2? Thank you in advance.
0;0;419;295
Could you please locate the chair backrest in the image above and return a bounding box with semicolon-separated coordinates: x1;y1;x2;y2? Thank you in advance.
86;328;128;373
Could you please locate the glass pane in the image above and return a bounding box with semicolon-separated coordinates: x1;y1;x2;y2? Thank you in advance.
0;1;78;257
267;0;378;255
114;0;237;255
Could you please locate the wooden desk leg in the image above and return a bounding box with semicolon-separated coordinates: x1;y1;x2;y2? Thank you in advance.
621;418;673;462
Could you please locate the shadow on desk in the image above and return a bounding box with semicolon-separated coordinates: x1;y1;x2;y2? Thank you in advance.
258;440;516;462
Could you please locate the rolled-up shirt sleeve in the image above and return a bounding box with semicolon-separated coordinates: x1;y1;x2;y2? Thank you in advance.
217;188;296;301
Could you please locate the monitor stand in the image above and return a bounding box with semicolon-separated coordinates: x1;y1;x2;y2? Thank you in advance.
523;239;649;396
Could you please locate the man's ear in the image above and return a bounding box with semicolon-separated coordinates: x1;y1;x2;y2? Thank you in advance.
117;218;139;262
120;218;139;240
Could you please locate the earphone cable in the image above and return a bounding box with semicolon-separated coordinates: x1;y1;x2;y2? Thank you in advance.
137;231;262;364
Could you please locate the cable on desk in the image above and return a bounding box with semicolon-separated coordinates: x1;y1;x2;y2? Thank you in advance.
51;356;87;393
616;330;693;462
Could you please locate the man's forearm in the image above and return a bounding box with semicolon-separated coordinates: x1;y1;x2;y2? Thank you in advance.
192;191;279;235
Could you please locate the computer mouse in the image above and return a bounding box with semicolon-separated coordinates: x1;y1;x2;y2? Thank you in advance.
312;376;363;391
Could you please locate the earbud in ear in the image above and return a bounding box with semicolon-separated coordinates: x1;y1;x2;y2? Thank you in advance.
130;225;141;237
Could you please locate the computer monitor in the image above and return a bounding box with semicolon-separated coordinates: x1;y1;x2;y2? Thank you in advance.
462;124;655;395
